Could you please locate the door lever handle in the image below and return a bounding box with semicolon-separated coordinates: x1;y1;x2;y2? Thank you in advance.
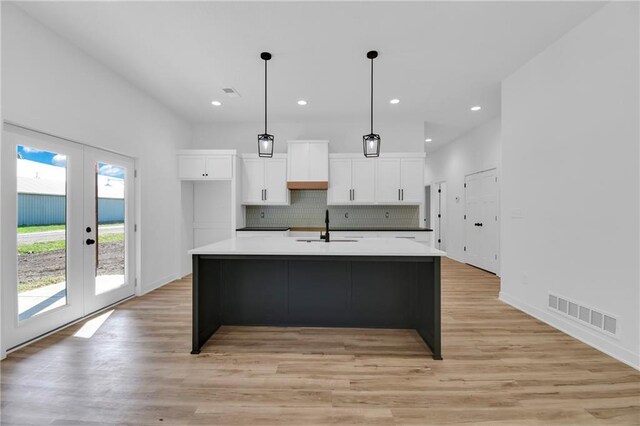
86;238;96;245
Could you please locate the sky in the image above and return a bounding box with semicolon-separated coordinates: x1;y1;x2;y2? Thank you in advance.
17;145;125;179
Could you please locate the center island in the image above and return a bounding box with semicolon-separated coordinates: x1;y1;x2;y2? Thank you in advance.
189;237;446;359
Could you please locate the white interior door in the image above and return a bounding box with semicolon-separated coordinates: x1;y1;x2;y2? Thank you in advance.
2;124;135;350
464;169;498;273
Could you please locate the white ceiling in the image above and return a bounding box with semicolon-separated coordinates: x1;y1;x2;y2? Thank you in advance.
15;1;604;152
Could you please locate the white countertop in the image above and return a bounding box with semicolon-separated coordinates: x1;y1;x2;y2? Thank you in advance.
190;237;446;257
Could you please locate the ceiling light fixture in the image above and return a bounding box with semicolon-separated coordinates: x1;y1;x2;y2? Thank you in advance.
297;100;307;106
258;52;274;158
425;138;432;142
390;99;400;104
363;50;381;158
470;105;482;111
211;101;222;106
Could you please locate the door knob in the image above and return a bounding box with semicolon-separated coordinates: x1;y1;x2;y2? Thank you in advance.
86;238;96;245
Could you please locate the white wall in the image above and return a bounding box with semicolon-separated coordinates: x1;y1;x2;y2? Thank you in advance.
1;4;192;297
424;117;501;263
192;120;424;153
500;3;639;369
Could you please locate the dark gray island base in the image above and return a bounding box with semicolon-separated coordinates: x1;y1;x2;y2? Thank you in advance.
191;254;442;359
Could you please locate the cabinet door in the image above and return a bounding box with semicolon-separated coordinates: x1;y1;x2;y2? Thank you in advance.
205;156;233;179
242;158;265;204
328;159;352;204
264;158;289;204
287;143;309;181
375;158;401;203
307;142;329;181
400;158;424;203
178;156;207;179
351;159;375;203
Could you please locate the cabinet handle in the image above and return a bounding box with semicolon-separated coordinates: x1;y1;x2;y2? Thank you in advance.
401;189;404;201
398;189;401;201
352;189;355;201
264;189;267;200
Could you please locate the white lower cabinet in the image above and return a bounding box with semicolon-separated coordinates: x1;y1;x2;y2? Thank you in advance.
241;155;289;205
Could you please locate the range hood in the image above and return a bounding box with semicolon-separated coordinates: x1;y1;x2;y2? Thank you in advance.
287;140;329;190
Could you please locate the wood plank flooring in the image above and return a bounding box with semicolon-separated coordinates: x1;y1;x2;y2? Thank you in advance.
1;258;638;425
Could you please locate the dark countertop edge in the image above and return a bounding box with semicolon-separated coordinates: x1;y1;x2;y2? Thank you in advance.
237;227;433;232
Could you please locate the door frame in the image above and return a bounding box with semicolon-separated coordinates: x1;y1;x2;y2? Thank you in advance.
1;122;139;352
463;167;500;274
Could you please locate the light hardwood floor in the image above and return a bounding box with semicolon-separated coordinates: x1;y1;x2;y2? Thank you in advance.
1;258;639;425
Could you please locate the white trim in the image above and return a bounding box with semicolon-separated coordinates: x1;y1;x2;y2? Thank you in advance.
239;153;286;159
177;149;237;156
330;152;426;159
139;273;180;296
499;291;639;371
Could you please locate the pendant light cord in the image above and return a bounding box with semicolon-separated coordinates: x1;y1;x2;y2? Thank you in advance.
370;57;374;134
264;59;268;134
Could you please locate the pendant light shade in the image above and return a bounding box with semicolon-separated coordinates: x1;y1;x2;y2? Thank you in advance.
258;52;274;158
363;50;381;158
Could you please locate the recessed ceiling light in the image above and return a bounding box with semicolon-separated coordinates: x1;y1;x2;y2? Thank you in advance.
425;138;433;142
297;100;307;106
211;101;222;106
470;105;481;111
390;99;400;104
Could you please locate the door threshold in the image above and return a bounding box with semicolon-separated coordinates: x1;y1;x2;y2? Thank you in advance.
5;295;135;355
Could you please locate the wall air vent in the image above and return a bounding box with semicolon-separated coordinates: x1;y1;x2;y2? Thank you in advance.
222;87;241;98
548;293;618;337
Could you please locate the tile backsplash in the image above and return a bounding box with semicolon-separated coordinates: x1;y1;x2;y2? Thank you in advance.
245;190;420;228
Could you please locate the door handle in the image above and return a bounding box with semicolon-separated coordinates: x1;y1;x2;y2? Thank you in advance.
86;238;96;245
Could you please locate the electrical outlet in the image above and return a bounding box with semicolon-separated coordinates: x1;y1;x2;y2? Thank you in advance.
260;211;265;219
385;211;390;219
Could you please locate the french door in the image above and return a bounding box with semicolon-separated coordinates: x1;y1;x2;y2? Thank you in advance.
464;169;498;273
2;124;135;350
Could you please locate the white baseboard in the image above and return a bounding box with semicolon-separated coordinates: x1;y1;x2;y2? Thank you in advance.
499;291;639;371
139;273;180;296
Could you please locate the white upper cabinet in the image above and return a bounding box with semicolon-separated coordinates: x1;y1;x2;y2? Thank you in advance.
241;155;289;205
328;159;353;204
375;156;424;204
375;158;402;202
351;159;376;203
178;150;234;180
328;158;375;205
399;158;424;203
287;140;329;184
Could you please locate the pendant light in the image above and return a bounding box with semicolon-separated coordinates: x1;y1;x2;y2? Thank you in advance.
258;52;274;158
363;50;381;158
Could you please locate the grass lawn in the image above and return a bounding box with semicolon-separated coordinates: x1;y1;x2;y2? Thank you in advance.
18;276;65;293
17;224;66;233
17;223;123;234
18;232;124;254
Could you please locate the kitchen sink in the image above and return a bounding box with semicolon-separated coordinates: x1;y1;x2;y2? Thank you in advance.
296;239;358;243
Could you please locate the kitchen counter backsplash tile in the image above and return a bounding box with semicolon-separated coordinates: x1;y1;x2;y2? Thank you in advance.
245;190;419;228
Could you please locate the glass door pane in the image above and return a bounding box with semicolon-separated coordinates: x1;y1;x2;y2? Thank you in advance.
95;162;126;295
16;145;68;320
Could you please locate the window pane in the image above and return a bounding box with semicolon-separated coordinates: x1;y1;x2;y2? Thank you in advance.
17;145;67;320
95;162;126;295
